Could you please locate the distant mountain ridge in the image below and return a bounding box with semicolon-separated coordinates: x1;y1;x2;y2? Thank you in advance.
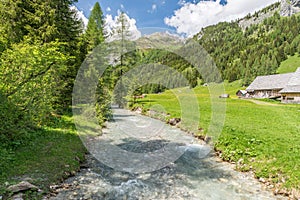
238;3;279;30
239;0;300;30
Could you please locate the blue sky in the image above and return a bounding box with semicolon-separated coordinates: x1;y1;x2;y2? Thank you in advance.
76;0;227;29
75;0;278;37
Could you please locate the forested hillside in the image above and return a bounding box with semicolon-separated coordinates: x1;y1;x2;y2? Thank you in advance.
115;3;300;89
194;3;300;84
109;48;199;93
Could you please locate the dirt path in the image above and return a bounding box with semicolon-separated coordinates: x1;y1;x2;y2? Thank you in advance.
47;108;287;200
245;99;282;106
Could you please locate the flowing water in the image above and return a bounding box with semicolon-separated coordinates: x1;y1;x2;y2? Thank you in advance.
48;108;287;200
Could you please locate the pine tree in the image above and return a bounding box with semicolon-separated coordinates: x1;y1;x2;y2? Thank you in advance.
85;2;105;52
110;12;137;108
112;12;136;42
4;0;83;45
0;0;27;45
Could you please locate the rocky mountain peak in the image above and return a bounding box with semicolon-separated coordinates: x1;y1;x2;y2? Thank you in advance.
238;1;300;30
280;0;300;16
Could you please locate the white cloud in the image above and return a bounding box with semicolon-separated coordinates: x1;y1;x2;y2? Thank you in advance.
152;4;157;11
106;7;111;12
165;0;279;37
148;4;158;13
178;0;187;6
104;13;141;42
70;6;88;28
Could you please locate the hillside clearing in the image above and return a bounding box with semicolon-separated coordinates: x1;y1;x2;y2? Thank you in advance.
278;54;300;74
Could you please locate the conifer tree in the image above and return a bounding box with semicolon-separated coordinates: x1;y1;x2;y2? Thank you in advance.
0;0;85;114
85;2;105;52
109;12;137;107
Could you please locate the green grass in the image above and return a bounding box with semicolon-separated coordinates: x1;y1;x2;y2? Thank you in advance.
277;53;300;74
0;112;87;198
134;83;300;192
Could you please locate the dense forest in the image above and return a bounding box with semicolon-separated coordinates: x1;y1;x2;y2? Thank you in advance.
0;1;111;197
0;0;106;166
195;3;300;84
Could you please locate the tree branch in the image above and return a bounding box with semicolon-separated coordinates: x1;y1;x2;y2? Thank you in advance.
6;62;56;96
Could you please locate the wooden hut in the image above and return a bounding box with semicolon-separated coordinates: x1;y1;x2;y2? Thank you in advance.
279;67;300;103
246;67;300;103
236;90;248;98
246;73;293;99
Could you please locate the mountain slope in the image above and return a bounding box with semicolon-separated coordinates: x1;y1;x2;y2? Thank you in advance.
194;3;300;85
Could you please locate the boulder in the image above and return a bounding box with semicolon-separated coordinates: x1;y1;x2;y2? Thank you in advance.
11;193;23;200
7;181;38;193
168;118;181;126
219;94;230;98
134;107;143;114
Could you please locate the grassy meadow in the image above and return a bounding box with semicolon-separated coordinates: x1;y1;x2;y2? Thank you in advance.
0;112;87;198
277;53;300;74
133;82;300;192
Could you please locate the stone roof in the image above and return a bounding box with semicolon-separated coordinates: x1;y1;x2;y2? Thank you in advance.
279;67;300;93
246;73;293;91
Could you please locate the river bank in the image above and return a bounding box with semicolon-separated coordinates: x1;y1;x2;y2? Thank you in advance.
46;108;288;200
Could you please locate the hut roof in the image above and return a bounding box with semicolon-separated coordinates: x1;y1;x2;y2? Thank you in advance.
236;90;247;95
246;73;293;91
280;67;300;93
280;85;300;93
